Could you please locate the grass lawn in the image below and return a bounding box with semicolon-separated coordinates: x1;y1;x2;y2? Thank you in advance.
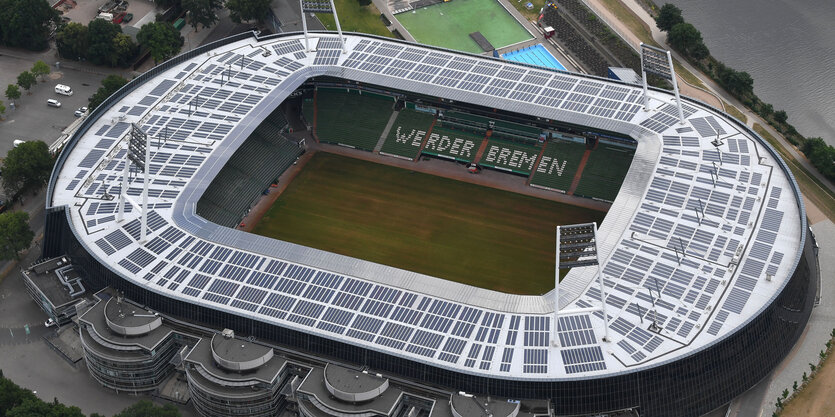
508;0;546;21
317;0;394;38
396;0;533;54
252;152;605;294
722;100;747;124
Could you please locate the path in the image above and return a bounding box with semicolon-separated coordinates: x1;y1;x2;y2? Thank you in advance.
586;0;835;195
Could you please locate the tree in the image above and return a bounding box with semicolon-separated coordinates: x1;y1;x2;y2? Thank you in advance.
0;101;5;118
802;372;808;382
110;33;138;67
88;74;128;110
226;0;272;23
16;71;36;93
5;84;20;103
113;400;180;417
1;140;54;201
0;0;59;51
774;110;788;124
31;61;50;82
86;19;122;66
0;212;33;261
667;23;707;59
655;3;684;32
56;22;88;61
137;22;184;64
182;0;222;30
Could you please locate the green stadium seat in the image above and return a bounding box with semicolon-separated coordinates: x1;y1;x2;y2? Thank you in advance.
480;139;540;175
529;140;586;192
573;144;634;202
315;89;394;151
379;109;436;160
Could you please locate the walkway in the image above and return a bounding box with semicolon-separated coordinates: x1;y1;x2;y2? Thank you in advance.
585;0;835;195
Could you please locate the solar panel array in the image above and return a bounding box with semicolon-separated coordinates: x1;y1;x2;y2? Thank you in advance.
54;34;801;379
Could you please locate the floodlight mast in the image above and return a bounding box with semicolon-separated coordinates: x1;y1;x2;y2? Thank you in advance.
553;227;560;347
666;50;686;125
140;130;150;242
300;0;310;51
329;0;346;53
553;223;611;348
116;153;129;222
640;43;650;111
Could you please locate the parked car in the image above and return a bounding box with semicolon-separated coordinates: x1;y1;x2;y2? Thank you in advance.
74;106;88;117
47;98;61;108
112;11;126;24
13;140;25;147
44;318;56;328
123;13;133;23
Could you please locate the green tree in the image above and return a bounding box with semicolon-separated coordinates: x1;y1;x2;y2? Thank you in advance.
113;400;181;417
153;0;181;8
31;61;50;82
5;84;20;103
0;212;34;261
0;0;59;51
137;22;184;64
182;0;222;30
88;74;128;110
16;71;36;93
226;0;272;23
1;140;54;201
774;110;788;124
56;22;88;61
86;19;122;66
655;3;684;32
667;23;707;59
0;101;5;118
110;33;138;67
781;388;789;399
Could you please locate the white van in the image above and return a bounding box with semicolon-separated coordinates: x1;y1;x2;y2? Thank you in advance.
96;12;114;21
55;84;73;96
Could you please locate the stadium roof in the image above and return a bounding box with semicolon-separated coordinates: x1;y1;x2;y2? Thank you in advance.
49;33;805;381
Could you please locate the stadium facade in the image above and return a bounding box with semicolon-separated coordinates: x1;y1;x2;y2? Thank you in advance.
43;32;817;417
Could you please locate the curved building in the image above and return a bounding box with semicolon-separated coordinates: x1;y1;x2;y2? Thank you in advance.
184;331;290;417
45;31;818;416
78;295;178;393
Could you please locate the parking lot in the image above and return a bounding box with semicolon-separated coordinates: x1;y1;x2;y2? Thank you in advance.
60;0;158;31
0;52;120;157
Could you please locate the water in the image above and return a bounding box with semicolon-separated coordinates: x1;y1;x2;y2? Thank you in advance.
666;0;835;146
502;44;567;71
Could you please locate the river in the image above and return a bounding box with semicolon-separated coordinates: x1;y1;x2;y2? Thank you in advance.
666;0;835;146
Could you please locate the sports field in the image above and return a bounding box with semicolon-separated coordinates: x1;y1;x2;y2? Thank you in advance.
396;0;533;54
252;153;605;294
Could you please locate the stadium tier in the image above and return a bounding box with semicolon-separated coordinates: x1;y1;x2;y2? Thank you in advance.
314;88;394;150
479;138;541;174
196;107;301;227
45;33;816;417
529;139;587;192
378;109;436;160
420;126;483;162
574;144;635;202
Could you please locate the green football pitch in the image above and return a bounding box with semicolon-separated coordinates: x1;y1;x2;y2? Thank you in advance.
252;153;605;295
395;0;533;54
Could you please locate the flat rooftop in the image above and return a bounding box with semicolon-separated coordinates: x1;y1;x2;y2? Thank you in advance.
24;258;86;308
79;296;173;351
48;33;806;381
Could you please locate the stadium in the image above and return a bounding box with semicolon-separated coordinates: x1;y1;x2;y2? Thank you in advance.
43;31;818;417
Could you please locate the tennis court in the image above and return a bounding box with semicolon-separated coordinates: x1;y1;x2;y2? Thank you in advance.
396;0;533;54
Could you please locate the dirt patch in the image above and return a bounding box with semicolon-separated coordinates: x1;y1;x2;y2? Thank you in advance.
780;347;835;417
